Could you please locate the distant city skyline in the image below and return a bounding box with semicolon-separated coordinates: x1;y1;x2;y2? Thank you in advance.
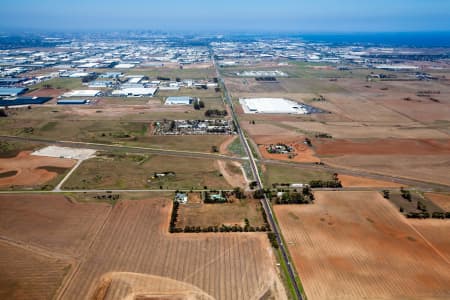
1;0;450;33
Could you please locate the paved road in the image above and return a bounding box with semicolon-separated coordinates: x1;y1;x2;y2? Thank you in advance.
212;55;305;300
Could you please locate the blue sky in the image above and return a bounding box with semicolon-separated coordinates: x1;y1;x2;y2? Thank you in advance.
1;0;449;32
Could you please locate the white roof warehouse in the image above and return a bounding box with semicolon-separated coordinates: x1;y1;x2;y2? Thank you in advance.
112;87;158;97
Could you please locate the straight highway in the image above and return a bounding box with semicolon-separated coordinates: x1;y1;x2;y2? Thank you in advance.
212;55;305;300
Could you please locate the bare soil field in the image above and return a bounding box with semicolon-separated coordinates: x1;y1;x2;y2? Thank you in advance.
177;199;265;228
25;87;66;100
282;121;449;139
314;138;450;156
216;160;247;189
323;154;450;186
93;272;215;300
408;219;450;262
338;174;405;188
257;138;320;163
0;151;75;189
241;122;299;142
0;241;70;300
425;193;450;211
62;198;286;300
314;93;413;122
0;194;111;257
274;191;450;300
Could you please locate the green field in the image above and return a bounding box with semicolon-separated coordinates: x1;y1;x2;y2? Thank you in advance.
0;114;231;152
29;78;85;90
63;153;231;190
263;164;334;186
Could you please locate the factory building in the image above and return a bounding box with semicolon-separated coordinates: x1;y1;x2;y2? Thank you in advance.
165;96;195;105
111;87;158;97
57;99;89;105
0;87;27;97
62;90;102;97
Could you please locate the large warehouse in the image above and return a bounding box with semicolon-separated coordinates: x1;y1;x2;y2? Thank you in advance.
62;90;101;97
165;96;195;105
111;87;158;97
239;98;309;114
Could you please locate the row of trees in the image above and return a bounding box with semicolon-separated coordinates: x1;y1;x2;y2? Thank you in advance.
405;211;450;219
205;109;228;117
169;201;180;233
193;99;205;110
182;224;270;233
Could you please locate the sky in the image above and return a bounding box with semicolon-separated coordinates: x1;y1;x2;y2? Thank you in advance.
1;0;449;33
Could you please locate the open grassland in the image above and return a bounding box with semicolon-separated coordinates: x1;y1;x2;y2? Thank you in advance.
178;199;265;228
263;164;334;186
29;77;85;91
0;241;70;300
63;153;232;190
0;140;40;158
274;191;450;300
62;198;286;300
0;115;231;153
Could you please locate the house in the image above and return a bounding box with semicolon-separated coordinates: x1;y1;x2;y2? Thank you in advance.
175;193;188;204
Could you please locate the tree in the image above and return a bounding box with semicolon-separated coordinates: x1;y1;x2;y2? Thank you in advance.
211;145;219;153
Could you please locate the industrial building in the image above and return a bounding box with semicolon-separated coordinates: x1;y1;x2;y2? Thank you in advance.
0;87;27;97
62;90;102;97
164;96;195;105
0;96;52;107
111;87;158;97
239;98;309;114
57;99;89;105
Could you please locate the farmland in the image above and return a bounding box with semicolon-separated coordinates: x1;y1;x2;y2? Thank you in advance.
0;194;111;300
263;164;334;186
0;241;70;300
62;197;286;300
177;197;266;228
0;193;286;299
274;191;450;300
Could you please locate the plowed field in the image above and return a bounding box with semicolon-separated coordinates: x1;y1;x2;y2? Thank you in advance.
61;198;286;300
274;191;450;300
